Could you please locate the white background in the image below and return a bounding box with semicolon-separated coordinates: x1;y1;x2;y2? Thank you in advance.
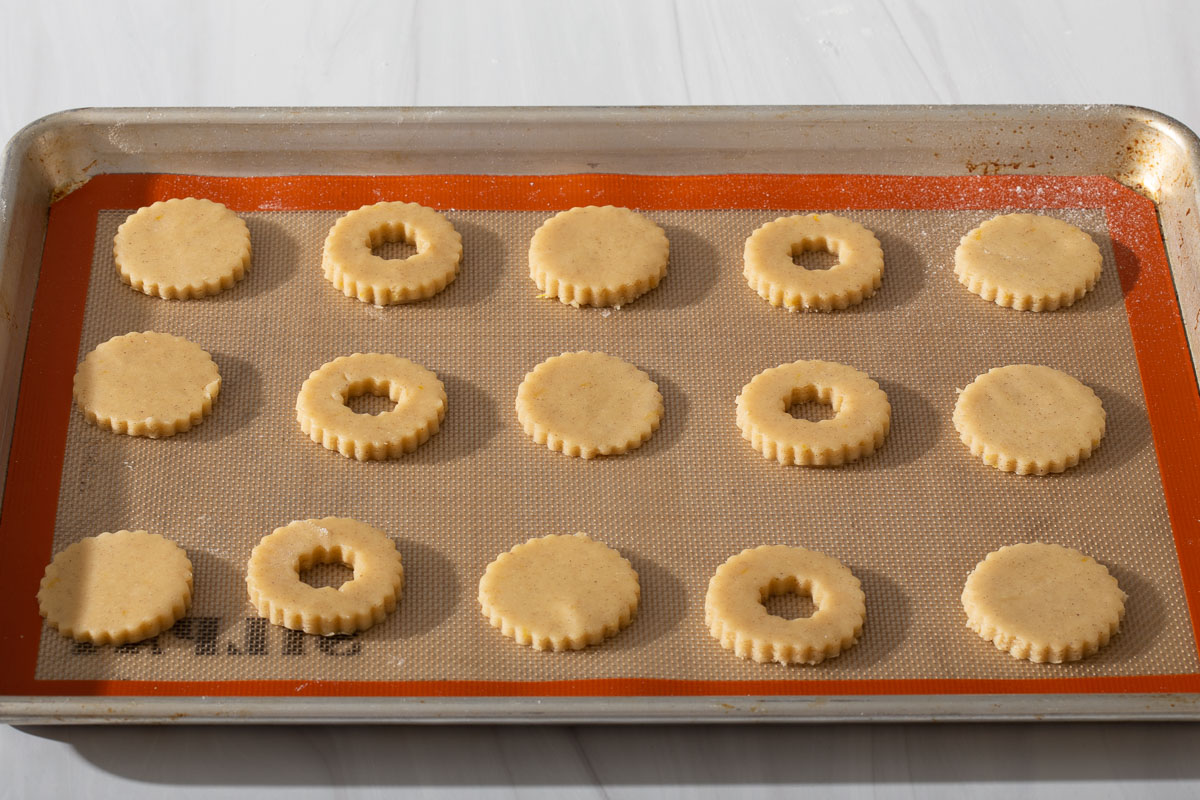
4;1;1200;797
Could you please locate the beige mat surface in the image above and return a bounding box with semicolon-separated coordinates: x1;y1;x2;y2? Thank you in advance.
35;205;1198;685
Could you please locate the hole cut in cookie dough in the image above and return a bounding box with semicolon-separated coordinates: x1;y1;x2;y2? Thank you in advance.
246;517;404;636
706;545;866;665
762;584;818;619
344;387;398;416
792;246;840;270
296;354;446;461
371;236;418;261
743;213;884;311
323;201;462;305
786;398;837;422
300;561;356;590
736;360;891;466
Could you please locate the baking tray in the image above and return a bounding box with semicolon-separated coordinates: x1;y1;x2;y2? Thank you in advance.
3;106;1200;723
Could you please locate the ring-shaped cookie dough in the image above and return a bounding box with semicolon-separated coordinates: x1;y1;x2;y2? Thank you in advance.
38;530;193;645
296;353;447;461
962;542;1126;663
114;197;251;299
322;201;462;305
73;331;221;438
953;364;1105;475
246;517;405;636
516;351;664;459
735;360;891;466
954;214;1102;311
705;545;866;665
743;213;884;311
529;206;669;307
478;533;640;651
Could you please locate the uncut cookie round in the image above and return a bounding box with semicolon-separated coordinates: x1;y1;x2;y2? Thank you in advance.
705;545;865;665
953;364;1105;475
38;530;193;645
516;351;664;458
954;213;1102;311
478;533;640;651
962;542;1126;663
743;213;884;311
323;201;462;305
529;205;669;307
735;360;891;466
73;331;221;438
296;353;447;461
246;517;404;636
114;198;251;299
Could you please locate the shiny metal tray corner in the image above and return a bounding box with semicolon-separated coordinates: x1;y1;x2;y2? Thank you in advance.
3;105;1200;723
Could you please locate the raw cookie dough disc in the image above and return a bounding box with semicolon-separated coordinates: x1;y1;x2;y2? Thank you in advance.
296;353;447;461
38;530;193;645
516;351;664;459
478;533;640;651
953;364;1105;475
962;542;1126;663
323;201;462;305
954;213;1102;311
246;517;404;636
705;545;866;665
113;198;251;299
743;213;884;311
735;360;891;466
529;205;669;307
73;331;221;438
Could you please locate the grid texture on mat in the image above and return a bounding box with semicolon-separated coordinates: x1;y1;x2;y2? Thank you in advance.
35;204;1199;684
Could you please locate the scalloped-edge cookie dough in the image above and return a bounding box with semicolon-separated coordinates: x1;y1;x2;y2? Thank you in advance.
246;517;404;636
323;201;462;305
516;351;664;459
113;198;251;299
529;206;669;307
953;364;1105;475
735;360;891;466
38;530;193;645
705;545;866;665
962;542;1126;663
73;331;221;438
296;353;447;461
743;213;884;312
478;533;640;651
954;213;1102;311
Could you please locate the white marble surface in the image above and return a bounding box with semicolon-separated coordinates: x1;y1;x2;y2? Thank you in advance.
4;0;1200;797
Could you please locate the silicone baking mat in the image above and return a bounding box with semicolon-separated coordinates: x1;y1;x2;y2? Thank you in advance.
3;172;1200;699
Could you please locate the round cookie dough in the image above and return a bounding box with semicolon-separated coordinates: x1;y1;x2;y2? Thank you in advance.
962;542;1126;663
478;533;640;651
323;201;462;305
73;331;222;438
953;364;1105;475
529;205;669;307
246;517;405;636
743;213;884;312
38;530;193;645
113;198;251;299
516;351;664;459
705;545;866;665
954;213;1102;311
735;360;891;466
296;353;447;461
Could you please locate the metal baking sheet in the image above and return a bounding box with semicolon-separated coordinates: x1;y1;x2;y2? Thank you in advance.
2;106;1200;723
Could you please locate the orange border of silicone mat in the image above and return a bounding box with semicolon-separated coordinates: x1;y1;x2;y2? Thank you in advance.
3;172;1200;699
